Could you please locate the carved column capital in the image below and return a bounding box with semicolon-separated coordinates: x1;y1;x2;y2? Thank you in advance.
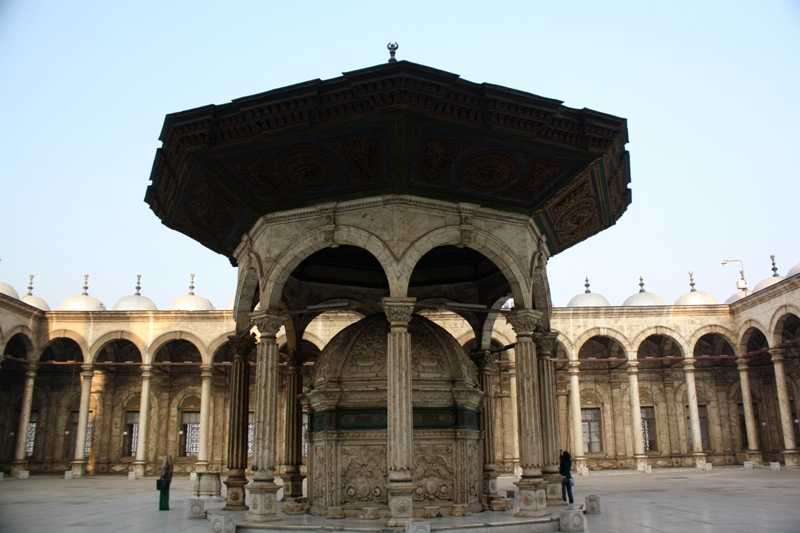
506;309;543;337
626;360;640;374
682;357;696;373
140;364;153;380
228;333;256;357
25;365;39;378
567;360;581;374
770;348;786;364
534;332;558;358
251;312;287;338
736;356;750;371
472;349;498;370
382;297;416;327
200;365;214;379
81;364;94;378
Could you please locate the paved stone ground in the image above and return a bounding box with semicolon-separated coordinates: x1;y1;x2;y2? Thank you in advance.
0;466;798;533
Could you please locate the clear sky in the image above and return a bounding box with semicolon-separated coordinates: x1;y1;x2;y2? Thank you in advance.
1;0;798;310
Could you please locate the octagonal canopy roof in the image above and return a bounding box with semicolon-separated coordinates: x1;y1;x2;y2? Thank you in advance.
146;61;631;263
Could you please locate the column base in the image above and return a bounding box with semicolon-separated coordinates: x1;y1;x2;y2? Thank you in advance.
223;474;249;510
692;453;707;469
71;460;87;477
244;479;281;522
280;472;305;501
386;481;416;526
483;470;499;509
514;478;549;517
634;455;648;472
131;461;147;477
543;473;566;507
782;450;799;468
11;461;28;478
574;457;587;473
746;451;763;466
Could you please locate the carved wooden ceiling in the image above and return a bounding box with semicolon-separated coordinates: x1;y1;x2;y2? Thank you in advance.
146;61;631;262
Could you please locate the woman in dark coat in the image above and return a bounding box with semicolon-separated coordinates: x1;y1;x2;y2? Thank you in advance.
158;454;174;511
559;450;574;505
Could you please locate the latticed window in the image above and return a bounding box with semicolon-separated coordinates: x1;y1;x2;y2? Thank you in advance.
686;405;710;450
123;411;139;457
581;408;602;453
247;412;254;458
301;413;309;458
180;411;200;457
67;411;93;459
641;407;657;452
25;411;38;457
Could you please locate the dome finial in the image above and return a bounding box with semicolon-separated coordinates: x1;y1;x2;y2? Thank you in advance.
387;42;398;63
82;274;89;296
26;275;34;296
135;274;142;296
688;271;696;292
638;276;645;293
189;273;195;295
584;277;591;293
770;255;779;277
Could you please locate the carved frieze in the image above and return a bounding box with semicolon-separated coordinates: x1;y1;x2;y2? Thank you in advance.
341;446;388;503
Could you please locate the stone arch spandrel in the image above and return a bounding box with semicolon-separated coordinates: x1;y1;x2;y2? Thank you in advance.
36;330;89;363
630;327;688;358
207;332;237;361
554;331;575;357
572;327;631;358
147;332;208;365
769;304;800;346
685;325;738;356
396;226;530;307
262;226;396;308
87;331;147;364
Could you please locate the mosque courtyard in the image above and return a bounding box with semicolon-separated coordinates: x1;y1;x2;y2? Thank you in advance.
0;466;797;533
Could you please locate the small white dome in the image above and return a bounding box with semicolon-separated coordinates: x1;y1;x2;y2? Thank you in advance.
788;261;800;277
567;278;610;307
674;272;719;305
622;277;666;306
753;276;784;292
725;289;751;304
226;298;235;310
168;274;215;311
57;275;105;311
113;276;157;311
20;276;49;310
0;281;20;300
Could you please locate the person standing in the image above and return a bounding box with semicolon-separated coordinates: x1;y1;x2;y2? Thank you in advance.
158;454;174;511
560;450;574;505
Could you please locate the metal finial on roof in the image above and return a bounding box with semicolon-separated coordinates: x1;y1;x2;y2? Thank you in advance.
387;42;398;63
688;271;696;292
135;274;142;296
189;274;195;295
638;276;645;293
82;274;89;296
770;255;779;277
27;275;34;296
584;277;591;293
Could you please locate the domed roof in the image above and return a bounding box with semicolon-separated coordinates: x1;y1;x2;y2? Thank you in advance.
113;275;157;311
168;274;215;311
57;275;106;311
725;289;751;304
752;255;784;292
788;261;800;278
225;297;235;310
0;260;19;299
567;278;610;307
311;313;478;389
674;272;719;306
20;275;50;311
622;277;666;306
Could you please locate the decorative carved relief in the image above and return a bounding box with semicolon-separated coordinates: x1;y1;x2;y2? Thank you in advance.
275;143;344;191
413;445;453;501
455;146;521;192
341;446;387;503
344;320;388;377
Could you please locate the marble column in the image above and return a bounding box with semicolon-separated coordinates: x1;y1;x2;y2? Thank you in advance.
476;350;500;507
132;364;152;477
736;356;762;465
224;334;254;510
71;364;94;477
683;357;706;468
245;312;285;523
507;309;548;518
567;361;585;470
508;347;520;473
535;333;563;506
281;351;306;514
627;360;647;470
11;364;37;478
382;297;416;526
771;349;799;467
196;364;213;472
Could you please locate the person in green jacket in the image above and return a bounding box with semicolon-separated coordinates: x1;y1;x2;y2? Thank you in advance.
158;454;174;511
559;450;574;504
